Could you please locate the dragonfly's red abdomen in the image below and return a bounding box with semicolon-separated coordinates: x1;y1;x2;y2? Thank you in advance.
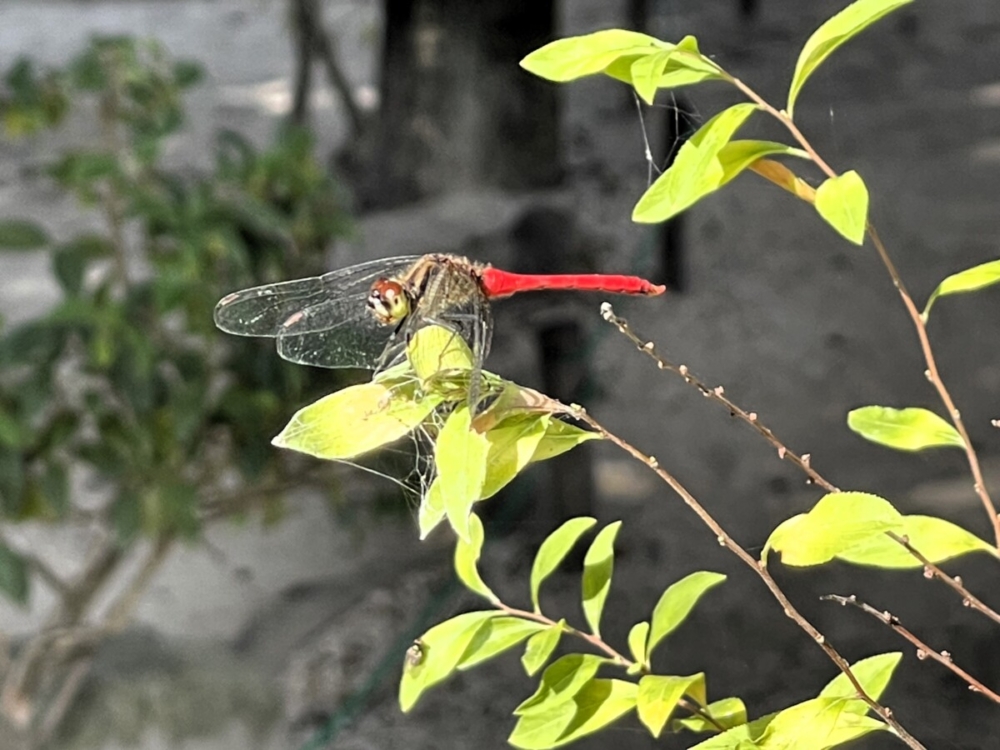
478;266;666;299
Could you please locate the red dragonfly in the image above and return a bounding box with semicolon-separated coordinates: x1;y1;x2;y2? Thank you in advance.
215;253;664;406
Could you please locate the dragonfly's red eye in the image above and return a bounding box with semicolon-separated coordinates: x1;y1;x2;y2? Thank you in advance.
367;278;411;324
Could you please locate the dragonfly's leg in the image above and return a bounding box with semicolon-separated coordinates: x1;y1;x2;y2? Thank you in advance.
375;318;408;372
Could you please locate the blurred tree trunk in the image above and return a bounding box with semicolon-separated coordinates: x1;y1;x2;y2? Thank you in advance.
354;0;562;209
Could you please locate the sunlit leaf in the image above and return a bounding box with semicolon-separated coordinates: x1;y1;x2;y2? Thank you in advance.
480;414;548;500
435;404;490;541
757;696;886;748
454;513;497;602
750;159;818;203
458;616;546;670
673;696;748;733
273;381;440;460
609;35;724;91
0;219;49;250
529;419;601;464
581;521;621;636
814;171;869;245
637;673;706;738
648;571;727;656
717;140;809;189
847;406;964;451
820;652;902;709
520;30;665;83
407;325;474;381
765;492;903;566
631;50;674;105
399;610;498;712
510;678;637;750
633;103;758;223
522;621;564;676
837;516;997;568
0;542;29;605
787;0;915;116
922;258;1000;321
515;653;610;716
627;621;650;666
418;477;447;540
529;516;597;612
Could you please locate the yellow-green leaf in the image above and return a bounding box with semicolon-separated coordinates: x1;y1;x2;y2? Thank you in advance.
637;673;706;738
0;219;49;250
820;652;902;709
521;621;564;677
717;140;809;189
837;515;997;568
765;492;903;567
454;513;497;602
520;30;665;83
673;696;748;733
581;522;621;636
515;653;609;716
648;571;727;656
756;696;886;748
632;103;758;224
407;324;474;381
272;381;440;460
529;516;597;613
510;678;637;750
457;616;546;670
627;621;650;666
435;404;490;541
529;419;601;464
787;0;916;116
922;258;1000;321
399;610;498;711
630;50;674;105
418;477;447;540
847;406;964;451
480;414;548;500
814;171;869;245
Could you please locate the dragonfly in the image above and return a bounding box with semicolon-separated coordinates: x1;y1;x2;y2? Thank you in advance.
214;253;665;408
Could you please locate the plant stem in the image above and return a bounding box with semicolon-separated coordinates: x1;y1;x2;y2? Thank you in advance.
566;405;926;750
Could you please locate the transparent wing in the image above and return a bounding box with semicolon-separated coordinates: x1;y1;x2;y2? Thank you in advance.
213;255;420;369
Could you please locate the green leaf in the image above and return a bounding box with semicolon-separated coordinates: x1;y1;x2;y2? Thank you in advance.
631;50;674;105
608;35;724;91
510;678;637;750
637;673;706;738
458;616;546;670
787;0;915;116
765;492;903;567
836;515;997;568
520;30;665;83
522;621;564;677
632;103;758;224
814;171;869;245
454;513;497;602
673;696;748;733
273;381;441;460
717;140;809;189
529;419;601;464
847;406;964;451
627;621;650;666
407;325;474;381
529;516;597;612
435;404;490;541
480;414;548;500
515;653;609;716
648;571;727;656
418;477;447;540
399;610;498;712
820;652;902;709
0;542;29;605
581;521;621;636
0;219;49;250
922;258;1000;321
52;234;113;295
757;696;886;749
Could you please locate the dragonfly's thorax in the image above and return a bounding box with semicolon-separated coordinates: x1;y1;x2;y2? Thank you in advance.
367;278;411;325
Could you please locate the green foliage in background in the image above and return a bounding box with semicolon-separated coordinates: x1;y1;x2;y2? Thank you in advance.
0;36;351;605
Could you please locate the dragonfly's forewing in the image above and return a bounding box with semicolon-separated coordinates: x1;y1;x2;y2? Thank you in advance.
214;255;420;369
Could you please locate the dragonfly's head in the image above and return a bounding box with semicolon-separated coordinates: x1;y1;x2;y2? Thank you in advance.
367;278;411;325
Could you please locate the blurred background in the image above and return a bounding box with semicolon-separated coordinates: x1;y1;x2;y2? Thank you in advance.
0;0;999;748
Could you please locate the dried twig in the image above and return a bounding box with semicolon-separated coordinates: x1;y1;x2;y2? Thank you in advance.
823;594;1000;704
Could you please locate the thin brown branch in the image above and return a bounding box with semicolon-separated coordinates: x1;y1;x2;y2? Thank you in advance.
599;304;838;494
560;403;925;749
824;594;1000;704
729;75;1000;547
